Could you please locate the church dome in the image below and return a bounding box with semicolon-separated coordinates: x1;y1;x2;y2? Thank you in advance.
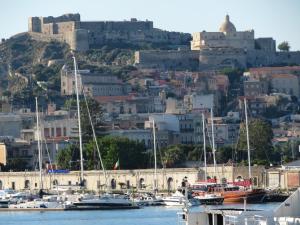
219;15;236;33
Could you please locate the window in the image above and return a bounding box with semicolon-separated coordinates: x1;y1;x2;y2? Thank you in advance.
24;180;30;189
126;180;130;189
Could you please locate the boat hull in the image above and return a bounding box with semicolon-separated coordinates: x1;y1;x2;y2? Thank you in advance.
196;197;224;205
221;189;266;203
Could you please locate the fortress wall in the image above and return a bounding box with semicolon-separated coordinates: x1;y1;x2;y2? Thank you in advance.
41;23;53;35
199;48;247;69
28;17;41;32
247;50;276;67
80;20;153;32
246;51;300;67
135;50;199;70
28;32;65;43
54;21;77;34
255;38;276;52
41;13;80;24
273;52;300;65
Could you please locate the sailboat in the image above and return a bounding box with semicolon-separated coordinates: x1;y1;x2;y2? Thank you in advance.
9;97;64;209
191;113;224;205
219;98;266;203
206;99;266;203
69;56;138;210
132;119;164;206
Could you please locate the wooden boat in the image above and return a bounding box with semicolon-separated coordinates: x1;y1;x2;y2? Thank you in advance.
218;187;266;203
191;181;266;203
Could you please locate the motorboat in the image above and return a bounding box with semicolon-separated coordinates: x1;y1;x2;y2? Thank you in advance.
162;189;200;207
0;199;9;208
70;193;138;209
132;193;164;206
9;195;65;209
193;193;224;205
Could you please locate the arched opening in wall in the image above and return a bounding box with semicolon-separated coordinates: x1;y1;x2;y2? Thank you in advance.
24;180;30;189
139;178;145;189
111;179;116;190
126;180;130;189
82;179;87;187
0;180;2;190
167;177;173;193
53;179;58;186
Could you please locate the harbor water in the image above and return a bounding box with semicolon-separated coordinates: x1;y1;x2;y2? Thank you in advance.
0;203;281;225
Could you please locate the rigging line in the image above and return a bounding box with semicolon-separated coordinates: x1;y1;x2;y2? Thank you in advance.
245;100;272;164
36;110;55;176
82;85;108;189
42;135;55;190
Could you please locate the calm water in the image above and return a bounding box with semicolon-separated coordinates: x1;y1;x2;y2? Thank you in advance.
0;203;281;225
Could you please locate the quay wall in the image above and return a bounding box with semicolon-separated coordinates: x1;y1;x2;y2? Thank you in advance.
0;166;266;192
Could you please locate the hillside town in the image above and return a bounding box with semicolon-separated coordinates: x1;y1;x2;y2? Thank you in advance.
0;13;300;194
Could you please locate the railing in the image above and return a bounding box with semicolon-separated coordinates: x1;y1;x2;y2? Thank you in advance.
177;212;186;225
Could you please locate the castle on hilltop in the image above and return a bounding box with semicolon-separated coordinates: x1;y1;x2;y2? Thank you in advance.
27;14;300;70
28;13;191;51
135;15;300;70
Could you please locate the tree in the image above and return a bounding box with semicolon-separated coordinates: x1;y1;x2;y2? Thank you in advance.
237;119;274;165
57;136;148;170
278;41;290;52
56;144;80;170
221;68;244;85
5;159;28;171
80;97;103;138
161;145;186;168
64;97;103;138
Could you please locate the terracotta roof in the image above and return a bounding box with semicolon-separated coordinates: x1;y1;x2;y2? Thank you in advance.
249;66;300;72
271;73;297;79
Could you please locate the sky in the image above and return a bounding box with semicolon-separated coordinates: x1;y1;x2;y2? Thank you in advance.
1;0;300;50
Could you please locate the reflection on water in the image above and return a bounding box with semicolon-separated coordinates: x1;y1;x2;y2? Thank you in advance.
0;203;281;225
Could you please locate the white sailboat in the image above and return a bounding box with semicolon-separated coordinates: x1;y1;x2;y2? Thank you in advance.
132;119;164;206
69;56;136;209
9;97;64;209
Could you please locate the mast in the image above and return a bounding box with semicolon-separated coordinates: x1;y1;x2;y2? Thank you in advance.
152;119;157;192
244;98;252;186
202;113;207;181
211;108;217;176
73;56;84;185
35;97;43;190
